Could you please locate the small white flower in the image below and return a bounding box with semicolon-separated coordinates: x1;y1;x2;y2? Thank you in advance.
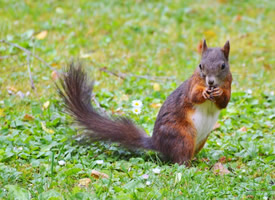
152;168;160;174
95;160;104;164
132;107;141;115
18;147;23;151
58;160;66;166
146;181;151;185
132;100;143;108
142;174;149;179
271;91;274;96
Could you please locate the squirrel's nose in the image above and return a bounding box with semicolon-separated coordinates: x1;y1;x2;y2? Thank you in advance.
208;80;214;86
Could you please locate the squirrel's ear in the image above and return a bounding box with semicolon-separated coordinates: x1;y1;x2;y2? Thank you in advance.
222;40;230;60
202;39;208;54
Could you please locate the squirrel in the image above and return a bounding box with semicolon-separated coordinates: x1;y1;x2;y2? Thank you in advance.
57;40;232;165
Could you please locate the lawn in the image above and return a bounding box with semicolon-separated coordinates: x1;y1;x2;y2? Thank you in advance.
0;0;274;199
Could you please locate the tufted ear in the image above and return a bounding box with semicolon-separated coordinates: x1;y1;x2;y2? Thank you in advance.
222;40;230;60
202;39;208;54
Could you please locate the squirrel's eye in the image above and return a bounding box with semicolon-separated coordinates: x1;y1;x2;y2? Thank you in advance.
199;64;202;70
221;63;226;70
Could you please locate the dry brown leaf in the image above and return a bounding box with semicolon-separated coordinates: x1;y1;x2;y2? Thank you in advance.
150;103;162;108
233;15;242;22
80;53;93;59
202;158;209;162
91;170;109;179
78;178;91;188
263;63;272;71
239;126;247;132
23;114;34;121
35;30;48;40
212;162;230;175
121;94;129;101
218;156;227;163
213;122;221;130
7;86;17;93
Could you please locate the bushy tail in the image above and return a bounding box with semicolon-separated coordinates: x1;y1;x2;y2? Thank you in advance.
57;62;155;150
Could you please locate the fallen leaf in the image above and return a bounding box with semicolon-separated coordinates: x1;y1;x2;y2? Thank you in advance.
150;103;162;108
43;101;50;110
202;158;209;162
212;162;230;175
7;86;17;93
233;15;242;22
263;63;272;71
121;94;129;101
23;114;34;121
153;83;160;91
80;53;92;59
218;156;227;163
78;178;91;188
91;170;109;179
239;126;247;132
213;122;221;130
35;30;48;40
41;122;55;134
86;28;94;36
111;108;125;115
51;70;59;81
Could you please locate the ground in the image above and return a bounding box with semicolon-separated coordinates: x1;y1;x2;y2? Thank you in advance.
0;0;274;199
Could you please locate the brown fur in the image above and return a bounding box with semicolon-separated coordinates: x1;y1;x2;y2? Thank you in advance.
58;40;232;165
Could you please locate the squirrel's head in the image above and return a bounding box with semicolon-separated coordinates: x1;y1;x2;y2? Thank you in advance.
198;40;230;88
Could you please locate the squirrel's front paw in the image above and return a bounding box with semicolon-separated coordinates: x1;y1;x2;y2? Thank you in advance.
203;88;215;102
211;87;223;97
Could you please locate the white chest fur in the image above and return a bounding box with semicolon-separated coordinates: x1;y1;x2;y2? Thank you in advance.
192;101;220;147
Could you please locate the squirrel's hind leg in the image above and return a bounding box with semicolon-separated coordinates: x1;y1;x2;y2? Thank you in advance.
154;125;195;166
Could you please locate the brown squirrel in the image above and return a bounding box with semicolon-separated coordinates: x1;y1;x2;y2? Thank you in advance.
58;40;232;165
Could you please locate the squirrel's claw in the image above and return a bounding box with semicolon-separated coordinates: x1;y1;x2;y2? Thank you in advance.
211;88;223;97
203;89;215;102
202;90;210;99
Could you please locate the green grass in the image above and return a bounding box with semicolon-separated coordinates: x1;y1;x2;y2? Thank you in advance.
0;0;274;199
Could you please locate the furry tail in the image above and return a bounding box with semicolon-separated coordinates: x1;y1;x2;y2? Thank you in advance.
57;62;155;150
